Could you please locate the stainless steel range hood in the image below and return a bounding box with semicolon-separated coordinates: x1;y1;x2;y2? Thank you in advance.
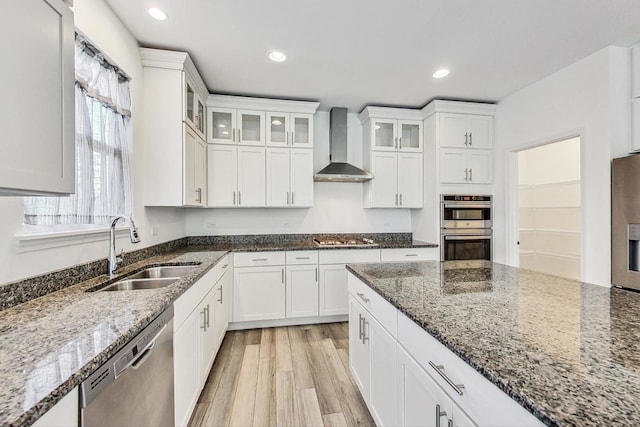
314;107;373;182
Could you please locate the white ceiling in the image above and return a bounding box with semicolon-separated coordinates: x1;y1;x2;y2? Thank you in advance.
105;0;640;112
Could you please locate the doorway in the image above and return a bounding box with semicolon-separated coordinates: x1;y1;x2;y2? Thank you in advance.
517;137;581;280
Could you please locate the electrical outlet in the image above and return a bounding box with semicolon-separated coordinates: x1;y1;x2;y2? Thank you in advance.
150;226;159;236
207;222;216;229
283;221;289;227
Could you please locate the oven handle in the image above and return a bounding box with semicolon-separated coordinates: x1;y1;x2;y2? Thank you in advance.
444;235;492;241
443;203;491;209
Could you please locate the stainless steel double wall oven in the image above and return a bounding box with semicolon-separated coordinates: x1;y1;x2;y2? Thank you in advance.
440;194;493;261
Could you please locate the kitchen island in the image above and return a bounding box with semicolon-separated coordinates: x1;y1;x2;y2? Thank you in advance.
346;260;640;426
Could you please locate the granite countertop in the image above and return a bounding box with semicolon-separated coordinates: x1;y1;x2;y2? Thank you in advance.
346;260;640;427
0;250;227;427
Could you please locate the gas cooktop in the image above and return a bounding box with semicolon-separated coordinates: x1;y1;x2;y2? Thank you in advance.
313;237;378;247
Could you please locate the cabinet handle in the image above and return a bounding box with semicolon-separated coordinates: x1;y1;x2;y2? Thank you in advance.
315;267;318;282
286;131;289;144
429;361;465;395
206;304;211;328
469;132;472;145
395;193;398;206
362;318;369;343
399;136;402;149
464;132;469;146
296;256;310;260
218;286;223;303
435;404;448;427
238;128;242;142
448;420;453;427
282;268;285;284
399;193;403;206
358;313;364;341
232;128;235;142
292;192;294;205
252;258;268;262
222;264;228;269
356;292;370;303
196;188;202;203
405;254;418;257
287;191;290;205
291;131;294;144
464;169;469;181
469;168;473;181
200;308;207;331
238;191;241;205
233;191;236;205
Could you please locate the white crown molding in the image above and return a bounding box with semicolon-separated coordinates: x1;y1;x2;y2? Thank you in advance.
140;48;208;97
207;94;320;114
421;100;497;119
358;106;424;123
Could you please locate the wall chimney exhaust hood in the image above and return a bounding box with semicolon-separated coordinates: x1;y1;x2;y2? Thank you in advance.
314;107;373;182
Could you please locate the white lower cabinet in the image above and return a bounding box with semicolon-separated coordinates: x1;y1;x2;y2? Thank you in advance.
349;294;397;427
173;257;231;426
32;387;78;427
233;265;285;321
213;267;231;347
348;273;544;427
286;264;319;318
319;264;350;316
397;346;474;427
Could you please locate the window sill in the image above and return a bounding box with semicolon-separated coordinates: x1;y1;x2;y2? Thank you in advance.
15;224;131;253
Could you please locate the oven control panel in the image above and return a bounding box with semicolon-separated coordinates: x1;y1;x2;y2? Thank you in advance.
441;194;492;202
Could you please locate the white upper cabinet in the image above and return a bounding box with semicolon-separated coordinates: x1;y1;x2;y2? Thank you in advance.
207;95;318;208
439;113;492;149
266;112;314;147
140;48;209;206
209;108;265;145
360;107;424;208
0;0;74;196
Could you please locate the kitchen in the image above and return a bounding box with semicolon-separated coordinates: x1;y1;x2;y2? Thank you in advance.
2;0;640;426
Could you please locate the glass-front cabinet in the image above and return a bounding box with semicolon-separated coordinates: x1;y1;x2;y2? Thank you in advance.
370;119;422;152
209;108;265;145
184;77;205;138
266;112;313;147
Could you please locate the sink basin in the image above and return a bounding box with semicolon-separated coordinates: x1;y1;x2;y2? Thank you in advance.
100;278;178;292
125;265;199;280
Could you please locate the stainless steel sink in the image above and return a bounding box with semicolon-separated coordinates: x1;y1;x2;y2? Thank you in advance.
97;264;200;292
125;265;199;280
100;278;178;292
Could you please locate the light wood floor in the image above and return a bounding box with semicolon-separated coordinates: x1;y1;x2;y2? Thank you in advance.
188;322;375;427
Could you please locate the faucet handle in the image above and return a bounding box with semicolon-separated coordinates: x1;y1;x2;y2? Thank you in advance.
116;248;125;266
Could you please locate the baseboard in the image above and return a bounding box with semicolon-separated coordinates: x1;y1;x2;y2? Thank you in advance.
228;314;348;330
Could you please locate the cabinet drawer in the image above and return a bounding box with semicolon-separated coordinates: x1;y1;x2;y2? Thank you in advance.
233;251;285;267
397;313;542;427
347;273;397;338
380;247;438;262
319;248;380;265
286;250;319;265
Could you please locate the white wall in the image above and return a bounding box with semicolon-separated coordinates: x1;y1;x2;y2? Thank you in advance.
494;46;630;286
0;0;185;283
186;111;412;235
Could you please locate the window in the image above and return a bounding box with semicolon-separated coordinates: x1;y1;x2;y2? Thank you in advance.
24;35;132;226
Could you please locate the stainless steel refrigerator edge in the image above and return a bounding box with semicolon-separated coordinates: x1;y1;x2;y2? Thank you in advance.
612;155;640;290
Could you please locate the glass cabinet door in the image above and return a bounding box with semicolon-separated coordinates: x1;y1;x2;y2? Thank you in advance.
372;120;397;151
238;110;265;145
209;108;236;144
267;112;288;146
399;120;422;152
196;97;205;135
291;114;313;148
185;82;195;126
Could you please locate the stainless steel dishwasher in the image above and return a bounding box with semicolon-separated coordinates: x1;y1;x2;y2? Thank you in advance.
80;306;174;427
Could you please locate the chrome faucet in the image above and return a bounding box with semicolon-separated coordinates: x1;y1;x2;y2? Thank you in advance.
109;216;141;278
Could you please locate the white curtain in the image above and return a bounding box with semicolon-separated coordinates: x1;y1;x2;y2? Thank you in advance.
24;36;132;225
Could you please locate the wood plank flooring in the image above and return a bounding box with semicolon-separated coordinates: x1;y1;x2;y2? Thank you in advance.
188;322;375;427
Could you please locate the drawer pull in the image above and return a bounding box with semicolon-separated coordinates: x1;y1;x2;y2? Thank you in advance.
435;404;447;427
252;258;268;262
358;314;365;341
356;292;370;303
404;254;418;257
429;361;465;395
221;264;229;269
296;256;311;260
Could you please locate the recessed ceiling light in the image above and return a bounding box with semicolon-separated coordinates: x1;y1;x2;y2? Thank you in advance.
433;69;450;79
272;120;282;125
269;51;287;62
148;7;167;21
